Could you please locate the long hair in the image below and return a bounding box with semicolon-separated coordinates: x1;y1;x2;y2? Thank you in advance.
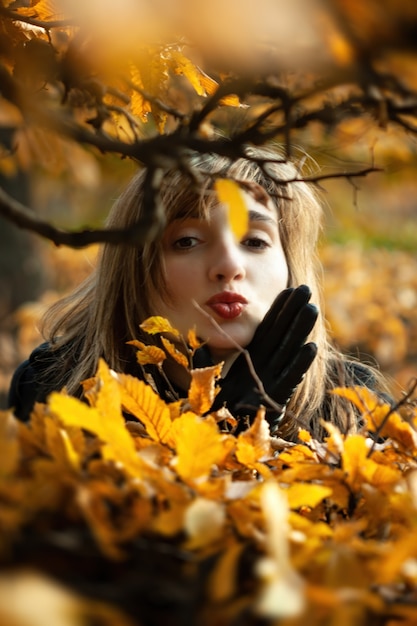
42;145;382;439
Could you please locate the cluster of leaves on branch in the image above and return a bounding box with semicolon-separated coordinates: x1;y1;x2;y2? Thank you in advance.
1;0;417;246
1;317;417;625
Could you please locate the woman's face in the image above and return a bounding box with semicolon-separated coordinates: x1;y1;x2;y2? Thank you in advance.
152;192;289;362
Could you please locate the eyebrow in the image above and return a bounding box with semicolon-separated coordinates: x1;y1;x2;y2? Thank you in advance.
248;209;277;224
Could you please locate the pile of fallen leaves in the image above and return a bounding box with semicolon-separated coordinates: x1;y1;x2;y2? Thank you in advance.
321;242;417;388
1;318;417;626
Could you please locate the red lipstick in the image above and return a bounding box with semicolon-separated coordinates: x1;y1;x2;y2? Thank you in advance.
206;292;248;320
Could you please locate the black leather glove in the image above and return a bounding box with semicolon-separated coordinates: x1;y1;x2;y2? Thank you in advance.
208;285;318;433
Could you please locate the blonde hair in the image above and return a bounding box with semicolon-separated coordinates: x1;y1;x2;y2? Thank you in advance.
42;145;377;439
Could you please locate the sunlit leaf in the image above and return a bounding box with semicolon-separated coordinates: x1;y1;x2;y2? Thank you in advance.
115;372;174;447
188;364;222;415
127;339;166;366
170;50;206;96
15;0;66;21
187;327;202;351
140;316;180;337
342;434;400;491
49;360;143;477
285;482;332;510
161;337;189;369
171;412;234;482
198;72;241;106
236;409;272;477
215;179;249;240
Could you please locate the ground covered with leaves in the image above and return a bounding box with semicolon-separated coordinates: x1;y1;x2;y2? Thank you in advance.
1;312;417;626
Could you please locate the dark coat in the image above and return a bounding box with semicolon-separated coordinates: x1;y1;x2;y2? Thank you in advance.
8;342;385;425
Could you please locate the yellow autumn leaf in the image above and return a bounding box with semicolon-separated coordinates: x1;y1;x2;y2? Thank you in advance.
170;50;206;96
215;179;249;240
171;412;234;482
332;385;386;416
188;364;222;415
342;434;400;491
161;337;189;369
44;417;81;473
15;0;65;21
127;340;166;366
49;360;143;477
187;327;202;351
0;411;19;478
115;373;174;447
333;386;417;450
129;63;151;122
285;483;332;510
198;72;241;106
140;316;180;337
236;409;272;476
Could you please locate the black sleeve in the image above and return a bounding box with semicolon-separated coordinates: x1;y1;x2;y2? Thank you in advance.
8;343;56;422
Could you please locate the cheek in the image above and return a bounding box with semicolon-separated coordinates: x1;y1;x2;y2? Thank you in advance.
163;259;199;302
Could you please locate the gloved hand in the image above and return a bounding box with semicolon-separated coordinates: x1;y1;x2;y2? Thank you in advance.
207;285;318;433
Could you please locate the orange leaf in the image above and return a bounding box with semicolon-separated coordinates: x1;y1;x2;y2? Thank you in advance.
161;337;189;369
188;364;222;415
127;340;166;366
187;327;202;351
0;411;19;477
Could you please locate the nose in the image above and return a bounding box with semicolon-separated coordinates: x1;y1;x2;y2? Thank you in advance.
208;240;246;283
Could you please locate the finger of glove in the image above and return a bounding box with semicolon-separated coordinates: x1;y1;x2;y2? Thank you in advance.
249;285;313;364
249;287;294;342
266;302;318;378
217;293;317;400
270;342;318;405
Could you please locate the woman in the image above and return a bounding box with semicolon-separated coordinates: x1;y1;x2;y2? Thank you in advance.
8;145;385;440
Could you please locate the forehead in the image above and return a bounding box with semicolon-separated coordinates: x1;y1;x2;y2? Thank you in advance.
164;178;278;225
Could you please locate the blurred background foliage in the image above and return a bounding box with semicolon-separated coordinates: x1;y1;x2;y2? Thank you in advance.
0;0;417;405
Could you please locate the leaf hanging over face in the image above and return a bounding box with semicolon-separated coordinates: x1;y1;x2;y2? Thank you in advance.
140;316;180;338
188;364;222;415
215;179;249;240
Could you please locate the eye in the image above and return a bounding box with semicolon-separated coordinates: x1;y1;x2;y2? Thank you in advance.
242;236;270;250
173;236;200;250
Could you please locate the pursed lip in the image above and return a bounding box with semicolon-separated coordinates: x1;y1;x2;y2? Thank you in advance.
205;291;248;306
